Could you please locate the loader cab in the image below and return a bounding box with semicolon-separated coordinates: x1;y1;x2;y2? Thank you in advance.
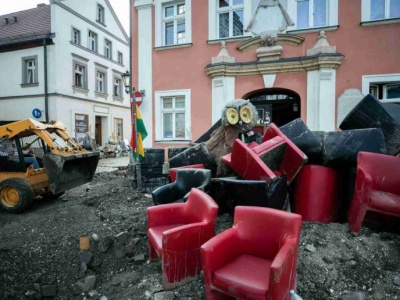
0;136;47;172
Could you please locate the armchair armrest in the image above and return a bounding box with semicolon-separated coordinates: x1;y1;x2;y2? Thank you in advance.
152;182;181;205
200;228;241;283
269;238;297;299
162;222;214;252
355;167;373;205
147;203;185;228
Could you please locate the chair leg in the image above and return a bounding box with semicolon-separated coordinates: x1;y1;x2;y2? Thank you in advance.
148;241;158;262
348;196;368;234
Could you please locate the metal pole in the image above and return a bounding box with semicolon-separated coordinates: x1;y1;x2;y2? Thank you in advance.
130;0;141;189
43;38;49;123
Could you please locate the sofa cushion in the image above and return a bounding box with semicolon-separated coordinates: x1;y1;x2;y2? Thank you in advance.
213;254;272;299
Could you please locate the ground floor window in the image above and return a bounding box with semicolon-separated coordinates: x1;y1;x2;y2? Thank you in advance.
363;74;400;103
114;118;123;141
75;114;89;144
155;89;191;141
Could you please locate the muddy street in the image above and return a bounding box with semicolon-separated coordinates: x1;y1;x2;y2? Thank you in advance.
0;164;399;300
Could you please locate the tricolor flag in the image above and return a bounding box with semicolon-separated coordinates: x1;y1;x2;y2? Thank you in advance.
130;104;147;161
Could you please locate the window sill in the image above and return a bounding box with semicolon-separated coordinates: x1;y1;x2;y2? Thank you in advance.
96;20;106;27
73;86;89;94
113;96;124;102
360;18;400;27
20;83;39;88
95;91;108;98
207;35;251;44
155;140;192;144
287;25;339;34
154;43;193;51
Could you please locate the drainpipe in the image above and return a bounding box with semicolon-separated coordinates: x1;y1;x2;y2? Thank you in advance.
43;37;49;123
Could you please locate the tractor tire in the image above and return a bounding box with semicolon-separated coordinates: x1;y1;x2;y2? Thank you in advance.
0;178;34;213
43;191;65;200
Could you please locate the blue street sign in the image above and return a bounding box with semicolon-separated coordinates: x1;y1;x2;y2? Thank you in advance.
32;108;42;119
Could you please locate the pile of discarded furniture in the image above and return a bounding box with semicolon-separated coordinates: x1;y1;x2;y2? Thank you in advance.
140;95;400;297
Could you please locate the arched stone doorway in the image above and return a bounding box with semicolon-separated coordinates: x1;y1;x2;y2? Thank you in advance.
243;88;301;127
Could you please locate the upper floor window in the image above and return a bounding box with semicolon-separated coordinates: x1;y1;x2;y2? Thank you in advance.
97;4;105;24
74;64;86;88
72;28;80;44
114;77;122;97
22;56;38;85
105;40;112;59
96;71;106;93
217;0;244;38
163;2;186;45
88;31;97;52
296;0;327;29
370;0;400;20
117;52;123;64
26;60;36;84
361;0;400;23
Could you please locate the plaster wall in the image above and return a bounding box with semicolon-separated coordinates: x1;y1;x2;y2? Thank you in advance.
132;0;400;146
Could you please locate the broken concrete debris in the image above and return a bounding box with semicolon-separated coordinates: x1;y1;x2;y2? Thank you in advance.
77;275;97;292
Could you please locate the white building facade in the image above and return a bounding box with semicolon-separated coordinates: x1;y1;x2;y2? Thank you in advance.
0;0;131;146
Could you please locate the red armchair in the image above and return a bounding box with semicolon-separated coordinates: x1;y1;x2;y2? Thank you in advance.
348;152;400;234
222;139;277;183
201;206;302;300
260;123;308;184
147;188;219;290
222;123;307;184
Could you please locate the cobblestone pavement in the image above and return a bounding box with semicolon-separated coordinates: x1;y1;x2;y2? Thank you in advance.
95;154;131;173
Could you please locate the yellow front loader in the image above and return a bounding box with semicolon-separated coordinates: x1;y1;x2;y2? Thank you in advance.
0;118;99;213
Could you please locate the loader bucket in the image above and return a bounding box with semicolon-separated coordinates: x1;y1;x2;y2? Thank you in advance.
42;152;100;194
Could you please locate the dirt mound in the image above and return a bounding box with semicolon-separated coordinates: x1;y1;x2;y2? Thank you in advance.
0;172;399;299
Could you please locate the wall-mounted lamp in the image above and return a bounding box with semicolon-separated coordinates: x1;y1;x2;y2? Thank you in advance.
121;70;130;94
139;90;146;97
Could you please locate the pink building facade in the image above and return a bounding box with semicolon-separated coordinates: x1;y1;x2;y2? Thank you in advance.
131;0;400;149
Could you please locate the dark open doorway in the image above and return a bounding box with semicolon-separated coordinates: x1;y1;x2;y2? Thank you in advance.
243;88;301;127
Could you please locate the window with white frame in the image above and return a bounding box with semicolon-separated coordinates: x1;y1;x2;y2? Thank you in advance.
155;90;191;141
22;56;38;85
114;77;122;97
370;0;400;20
88;31;97;52
217;0;244;38
363;74;400;103
74;64;86;88
26;60;36;84
117;52;123;64
161;96;187;139
72;28;80;44
114;118;123;140
296;0;327;29
96;71;106;93
163;2;186;45
104;40;112;59
97;4;105;23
